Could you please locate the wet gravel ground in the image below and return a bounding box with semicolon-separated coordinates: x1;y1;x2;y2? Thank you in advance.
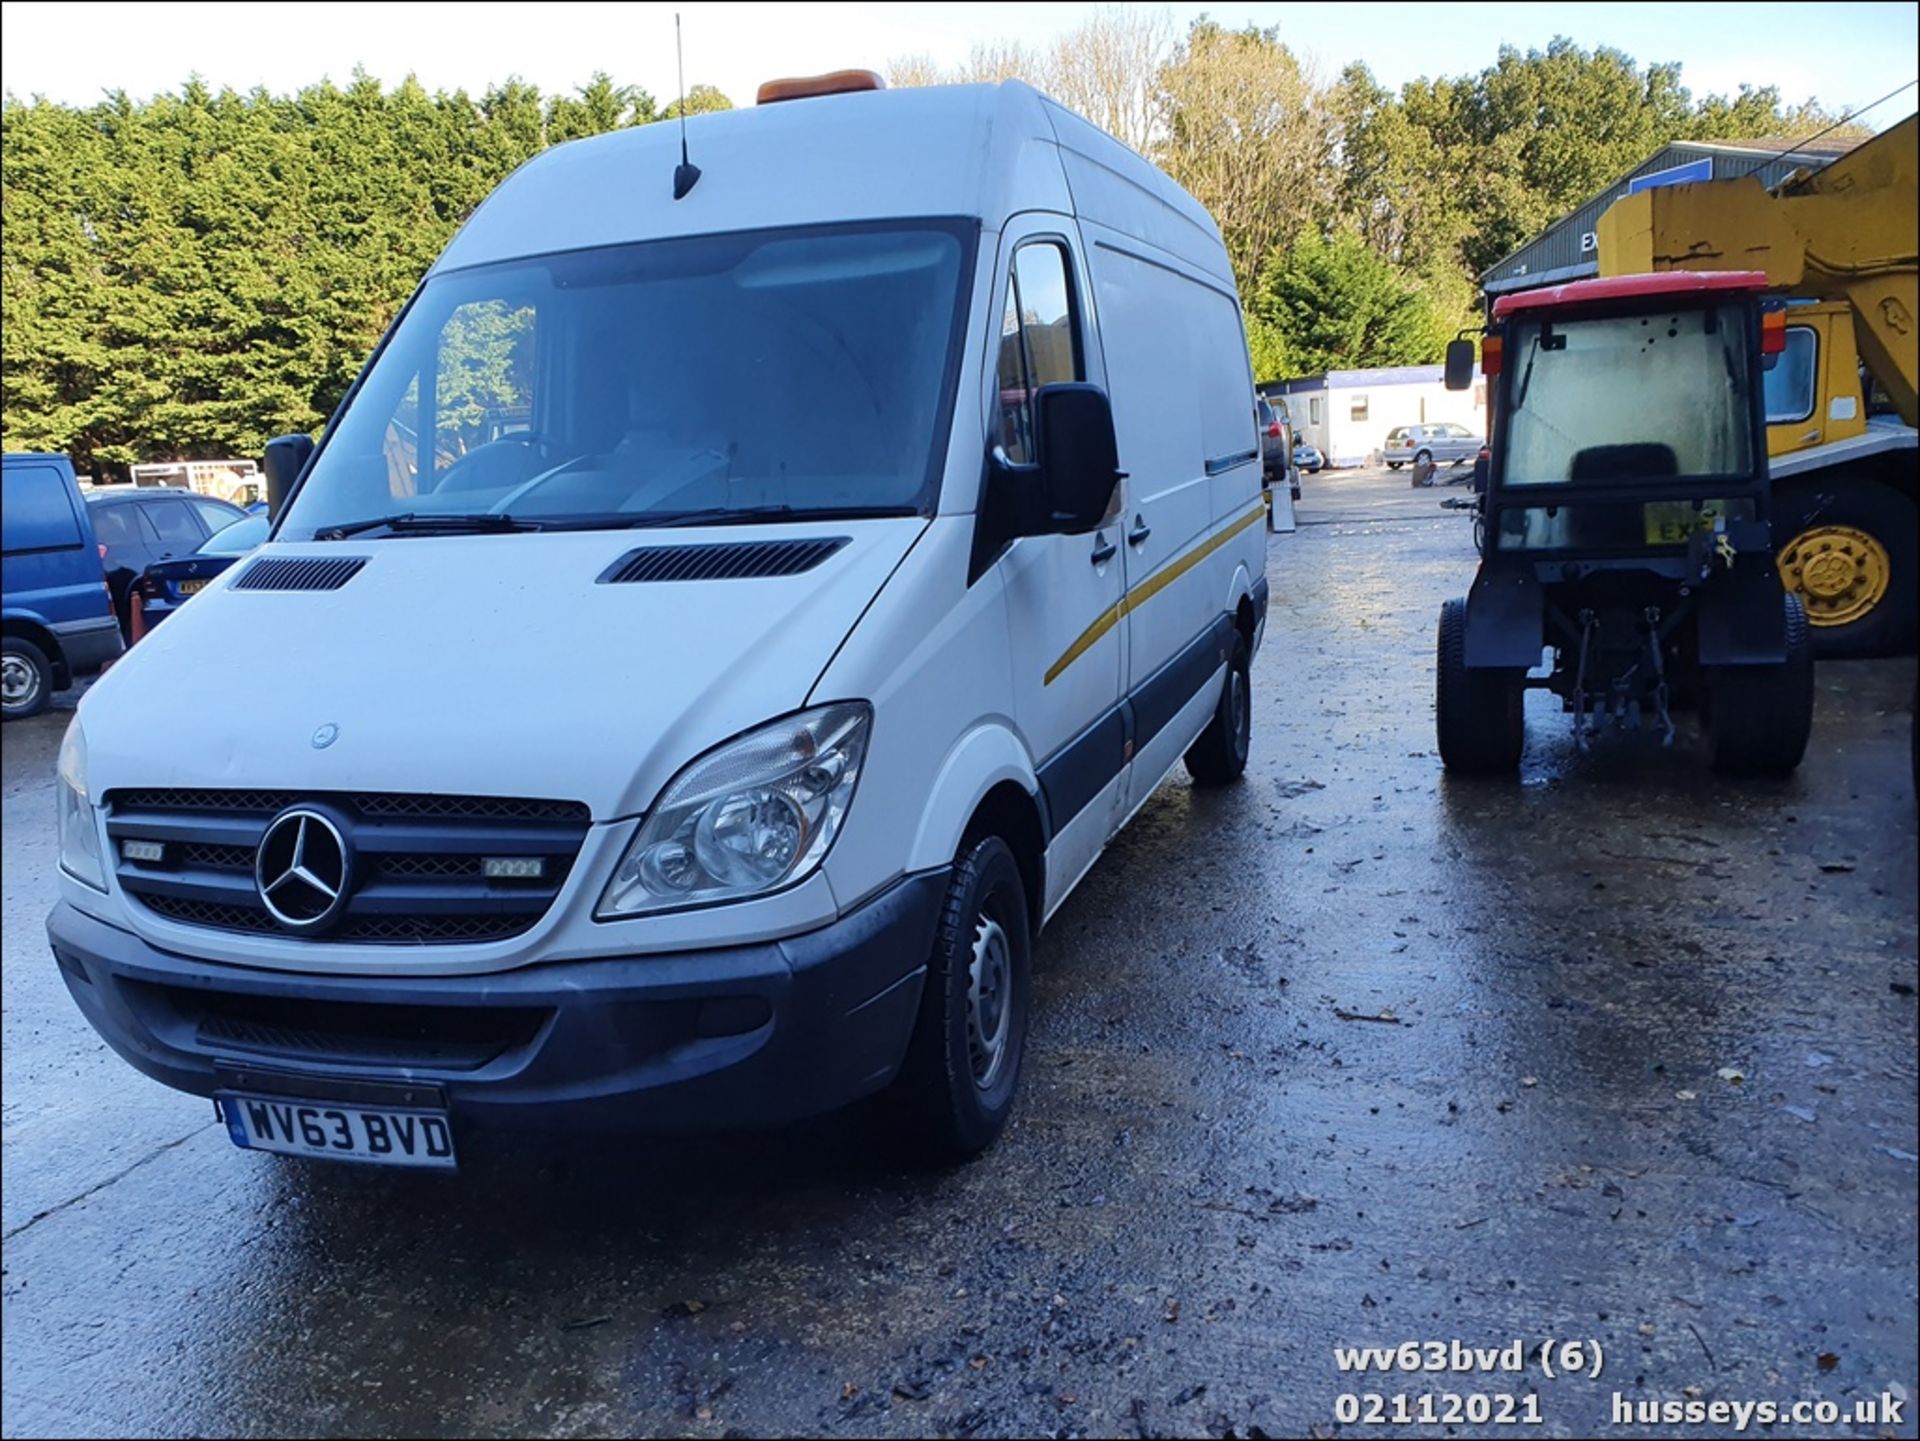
4;467;1916;1439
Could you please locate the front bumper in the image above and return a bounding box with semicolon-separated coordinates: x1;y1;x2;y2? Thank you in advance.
48;869;948;1135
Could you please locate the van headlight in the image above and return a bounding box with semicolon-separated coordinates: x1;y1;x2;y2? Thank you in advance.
598;703;871;918
56;718;107;892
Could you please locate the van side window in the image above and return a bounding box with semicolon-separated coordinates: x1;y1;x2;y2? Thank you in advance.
994;241;1081;464
1309;397;1322;426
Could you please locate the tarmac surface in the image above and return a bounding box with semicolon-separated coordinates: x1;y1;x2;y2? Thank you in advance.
4;467;1916;1438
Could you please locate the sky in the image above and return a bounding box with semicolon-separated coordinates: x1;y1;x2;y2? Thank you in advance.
2;1;1914;132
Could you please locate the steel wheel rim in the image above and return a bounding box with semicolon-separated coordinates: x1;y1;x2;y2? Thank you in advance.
1;653;39;710
967;912;1013;1091
1776;524;1890;628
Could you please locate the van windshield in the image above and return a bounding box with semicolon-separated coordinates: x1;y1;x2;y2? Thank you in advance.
279;221;975;538
1499;303;1756;488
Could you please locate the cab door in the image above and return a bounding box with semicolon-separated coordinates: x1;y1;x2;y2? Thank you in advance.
986;221;1129;916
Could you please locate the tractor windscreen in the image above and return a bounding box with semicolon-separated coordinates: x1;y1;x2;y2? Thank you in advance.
1500;304;1755;489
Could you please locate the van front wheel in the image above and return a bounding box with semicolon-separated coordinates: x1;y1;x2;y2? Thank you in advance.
2;637;53;720
885;834;1031;1163
1186;631;1252;786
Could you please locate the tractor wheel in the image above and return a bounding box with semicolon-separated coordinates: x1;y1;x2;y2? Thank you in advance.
1435;598;1523;774
1705;594;1815;776
1773;478;1916;657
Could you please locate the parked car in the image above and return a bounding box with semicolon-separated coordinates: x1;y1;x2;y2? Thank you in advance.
2;453;124;719
50;77;1271;1171
1384;422;1482;469
135;513;270;629
1257;397;1301;505
84;486;248;641
1293;442;1324;473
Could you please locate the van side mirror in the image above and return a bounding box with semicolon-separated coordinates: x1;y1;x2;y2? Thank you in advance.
262;433;315;519
1033;383;1122;535
1443;338;1475;392
1472;450;1490;492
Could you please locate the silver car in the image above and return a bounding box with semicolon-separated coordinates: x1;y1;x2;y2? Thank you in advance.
1384;422;1482;469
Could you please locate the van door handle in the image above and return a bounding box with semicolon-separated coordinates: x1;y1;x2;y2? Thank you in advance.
1090;538;1118;566
1128;518;1151;546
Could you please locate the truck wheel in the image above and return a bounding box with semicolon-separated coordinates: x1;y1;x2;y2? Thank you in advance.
1185;631;1251;786
1774;480;1916;657
2;637;53;720
1436;598;1523;774
1706;594;1814;776
885;834;1031;1163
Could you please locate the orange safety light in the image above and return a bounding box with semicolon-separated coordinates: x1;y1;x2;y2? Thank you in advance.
1480;333;1503;378
1760;307;1787;355
757;70;886;105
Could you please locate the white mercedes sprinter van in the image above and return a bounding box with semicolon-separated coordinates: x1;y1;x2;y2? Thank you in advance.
49;76;1269;1166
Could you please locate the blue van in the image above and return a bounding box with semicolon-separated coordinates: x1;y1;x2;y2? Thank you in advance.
3;453;125;719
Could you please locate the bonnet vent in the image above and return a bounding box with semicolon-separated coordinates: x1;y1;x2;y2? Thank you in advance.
231;556;369;592
599;537;849;585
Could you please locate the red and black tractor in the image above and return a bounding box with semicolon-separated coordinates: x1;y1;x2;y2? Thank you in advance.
1436;272;1814;776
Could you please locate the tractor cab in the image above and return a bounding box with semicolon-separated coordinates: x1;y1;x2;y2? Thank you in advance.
1436;271;1814;776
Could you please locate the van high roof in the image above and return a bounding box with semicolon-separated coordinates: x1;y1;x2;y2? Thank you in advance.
432;81;1229;286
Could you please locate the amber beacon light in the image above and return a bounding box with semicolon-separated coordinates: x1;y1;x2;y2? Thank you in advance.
757;70;887;105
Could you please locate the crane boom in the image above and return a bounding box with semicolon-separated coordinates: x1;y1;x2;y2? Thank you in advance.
1596;116;1916;426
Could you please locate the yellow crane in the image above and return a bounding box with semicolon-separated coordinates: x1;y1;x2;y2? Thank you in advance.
1597;116;1917;655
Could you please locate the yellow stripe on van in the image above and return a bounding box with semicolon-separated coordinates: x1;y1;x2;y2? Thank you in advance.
1044;502;1266;686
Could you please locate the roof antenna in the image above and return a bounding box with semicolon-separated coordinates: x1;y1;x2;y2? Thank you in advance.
672;12;701;200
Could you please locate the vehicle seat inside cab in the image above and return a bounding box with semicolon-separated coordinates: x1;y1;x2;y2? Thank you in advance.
1569;444;1679;482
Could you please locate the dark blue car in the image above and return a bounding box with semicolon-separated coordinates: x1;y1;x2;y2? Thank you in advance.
136;513;270;628
3;453;125;718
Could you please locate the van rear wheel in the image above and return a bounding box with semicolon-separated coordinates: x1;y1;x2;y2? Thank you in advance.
1185;631;1251;786
1436;598;1523;774
1706;594;1814;776
885;834;1031;1163
1;637;53;720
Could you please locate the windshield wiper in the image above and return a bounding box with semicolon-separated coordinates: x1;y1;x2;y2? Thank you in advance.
624;504;917;530
314;512;542;540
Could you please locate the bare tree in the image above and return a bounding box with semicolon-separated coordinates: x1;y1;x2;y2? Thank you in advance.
885;53;946;90
884;5;1172;155
1041;6;1174;154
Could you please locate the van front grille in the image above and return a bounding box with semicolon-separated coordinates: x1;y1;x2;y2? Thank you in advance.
105;788;591;946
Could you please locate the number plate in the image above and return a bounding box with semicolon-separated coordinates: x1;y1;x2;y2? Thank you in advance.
1643;499;1727;546
218;1093;457;1169
178;578;209;595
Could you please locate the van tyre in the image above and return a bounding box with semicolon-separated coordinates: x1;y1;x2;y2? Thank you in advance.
1436;598;1523;774
1;637;53;720
886;835;1031;1163
1186;630;1251;786
1705;594;1814;776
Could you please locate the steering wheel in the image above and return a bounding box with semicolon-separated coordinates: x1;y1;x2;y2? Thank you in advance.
435;431;554;493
